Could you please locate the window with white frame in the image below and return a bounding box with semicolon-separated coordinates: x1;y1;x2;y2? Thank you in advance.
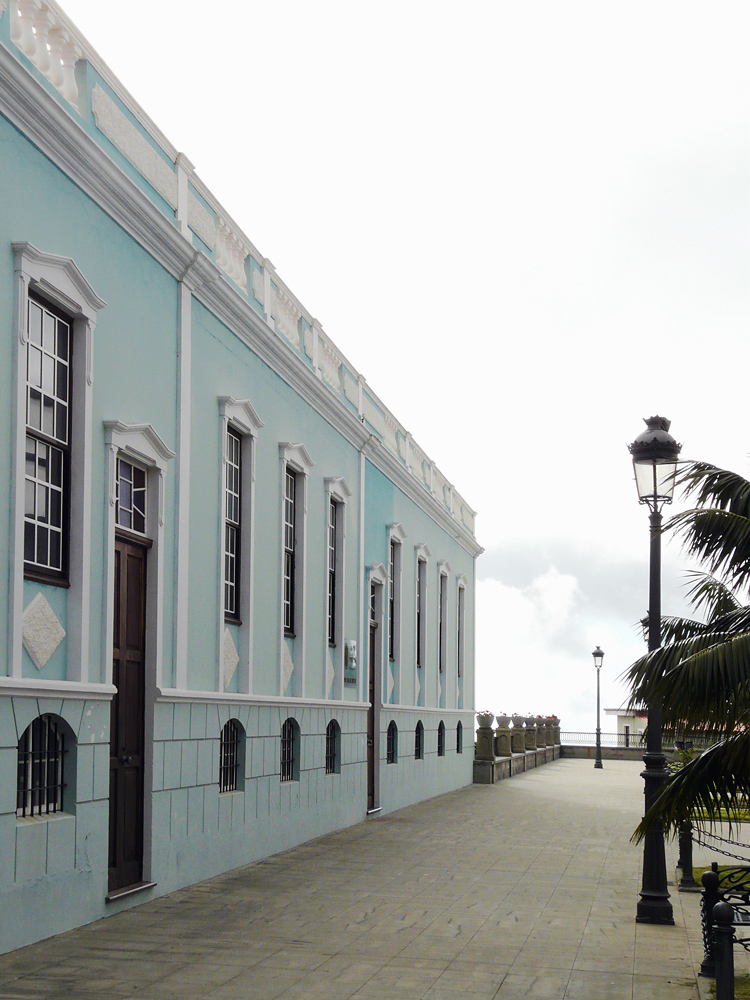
438;570;448;674
224;427;241;619
327;498;338;645
457;582;466;678
24;295;71;579
115;457;147;533
416;557;426;670
283;467;297;635
388;536;403;662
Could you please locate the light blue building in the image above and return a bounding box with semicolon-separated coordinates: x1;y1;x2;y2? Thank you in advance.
0;0;482;953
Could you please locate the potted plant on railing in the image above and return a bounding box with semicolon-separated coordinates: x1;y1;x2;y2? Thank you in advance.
495;712;510;727
476;710;495;729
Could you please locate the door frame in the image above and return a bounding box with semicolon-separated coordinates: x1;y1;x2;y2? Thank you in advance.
102;422;175;893
366;562;387;815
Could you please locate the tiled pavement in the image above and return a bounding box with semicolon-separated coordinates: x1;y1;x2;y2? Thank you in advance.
0;759;742;999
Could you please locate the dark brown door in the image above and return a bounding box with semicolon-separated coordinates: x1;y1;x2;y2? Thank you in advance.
367;619;377;811
109;537;147;892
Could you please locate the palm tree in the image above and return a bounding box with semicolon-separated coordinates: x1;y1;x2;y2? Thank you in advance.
626;461;750;839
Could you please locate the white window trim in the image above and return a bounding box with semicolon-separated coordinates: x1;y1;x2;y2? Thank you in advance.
279;443;314;697
324;476;352;700
414;543;431;705
386;522;406;705
218;398;264;694
10;243;105;682
437;560;451;707
366;562;388;708
103;421;175;692
456;573;467;709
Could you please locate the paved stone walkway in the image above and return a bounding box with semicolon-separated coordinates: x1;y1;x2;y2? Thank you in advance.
0;759;736;999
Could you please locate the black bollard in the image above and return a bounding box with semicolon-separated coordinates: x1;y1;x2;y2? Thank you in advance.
677;820;698;889
713;900;735;1000
700;870;722;977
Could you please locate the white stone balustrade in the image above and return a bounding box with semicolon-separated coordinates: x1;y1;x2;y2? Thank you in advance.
215;217;252;292
10;0;81;108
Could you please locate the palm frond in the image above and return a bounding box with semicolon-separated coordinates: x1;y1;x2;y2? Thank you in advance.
675;461;750;518
633;730;750;840
683;569;742;623
646;614;709;645
625;627;750;731
666;508;750;595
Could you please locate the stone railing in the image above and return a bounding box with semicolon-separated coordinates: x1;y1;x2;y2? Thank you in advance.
1;0;477;543
475;713;561;762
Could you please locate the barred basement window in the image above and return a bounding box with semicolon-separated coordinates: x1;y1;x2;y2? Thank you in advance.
325;719;340;775
415;720;424;760
281;717;299;782
438;720;445;757
219;719;241;793
17;715;65;817
456;720;463;754
387;721;398;764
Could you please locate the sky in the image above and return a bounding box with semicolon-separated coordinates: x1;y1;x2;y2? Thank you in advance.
57;0;750;730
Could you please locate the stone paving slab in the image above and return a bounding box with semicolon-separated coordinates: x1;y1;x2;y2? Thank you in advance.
0;759;745;998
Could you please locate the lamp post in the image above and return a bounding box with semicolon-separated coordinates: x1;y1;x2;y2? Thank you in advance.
628;415;681;926
592;646;604;769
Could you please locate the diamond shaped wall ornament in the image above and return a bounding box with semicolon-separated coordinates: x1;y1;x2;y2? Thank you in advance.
282;642;294;693
23;593;66;671
387;665;394;703
223;628;239;688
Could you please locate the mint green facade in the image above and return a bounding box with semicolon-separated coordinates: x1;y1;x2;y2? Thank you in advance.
0;0;481;954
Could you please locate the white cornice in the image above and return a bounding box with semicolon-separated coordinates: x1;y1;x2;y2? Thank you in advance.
0;41;481;557
157;687;369;710
0;677;116;700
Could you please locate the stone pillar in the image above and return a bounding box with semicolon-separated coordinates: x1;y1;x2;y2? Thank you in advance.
510;716;525;754
551;716;561;745
525;715;537;751
475;713;495;760
494;716;511;757
544;718;554;747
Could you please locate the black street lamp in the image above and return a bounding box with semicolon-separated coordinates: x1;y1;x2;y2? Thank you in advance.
592;646;604;769
628;415;681;926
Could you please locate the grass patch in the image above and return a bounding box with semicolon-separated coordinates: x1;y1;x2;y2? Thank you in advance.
707;974;750;998
693;864;750;885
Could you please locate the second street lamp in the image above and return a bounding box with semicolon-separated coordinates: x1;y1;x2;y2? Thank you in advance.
628;415;681;926
592;646;604;769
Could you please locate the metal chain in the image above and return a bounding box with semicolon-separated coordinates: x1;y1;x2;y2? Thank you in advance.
693;834;750;862
697;829;750;850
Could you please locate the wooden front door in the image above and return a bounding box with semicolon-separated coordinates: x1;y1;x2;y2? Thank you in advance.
109;536;147;892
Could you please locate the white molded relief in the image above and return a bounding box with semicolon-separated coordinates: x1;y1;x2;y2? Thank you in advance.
282;642;295;692
216;217;251;291
318;336;341;390
219;397;264;438
223;628;239;688
280;442;315;475
362;395;386;438
92;86;178;208
23;593;66;670
438;559;452;576
1;0;8;16
343;372;359;406
303;325;314;360
272;284;302;348
383;413;398;454
251;267;265;306
387;664;394;702
388;522;407;543
325;476;352;503
187;193;216;250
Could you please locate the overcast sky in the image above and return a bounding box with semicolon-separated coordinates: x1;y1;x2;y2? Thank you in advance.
58;0;750;730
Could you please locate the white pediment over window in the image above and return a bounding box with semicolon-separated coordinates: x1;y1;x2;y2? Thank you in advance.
280;442;315;473
325;476;352;503
367;562;388;586
104;421;175;470
13;242;107;322
219;397;264;437
415;542;432;561
438;560;451;576
388;522;407;542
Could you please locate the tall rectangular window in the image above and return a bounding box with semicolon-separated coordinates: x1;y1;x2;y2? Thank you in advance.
24;296;71;579
225;428;241;620
327;498;337;645
283;468;296;635
388;539;400;661
439;572;447;673
416;558;426;669
457;584;465;678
